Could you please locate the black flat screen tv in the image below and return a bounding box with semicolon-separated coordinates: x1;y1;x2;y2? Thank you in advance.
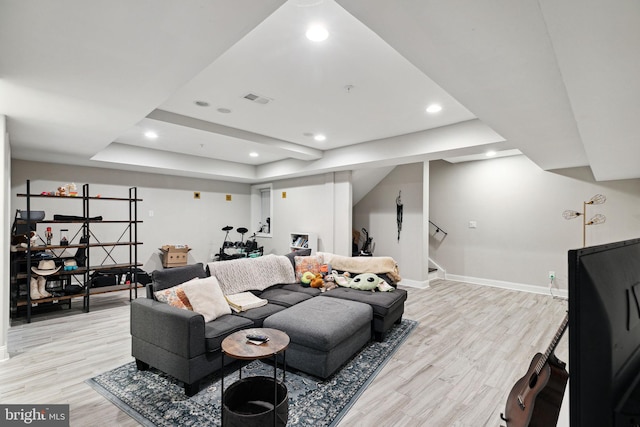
569;238;640;426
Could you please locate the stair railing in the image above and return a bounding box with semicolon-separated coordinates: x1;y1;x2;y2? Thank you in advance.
428;220;448;237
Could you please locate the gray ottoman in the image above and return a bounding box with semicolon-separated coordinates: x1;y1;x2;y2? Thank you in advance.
263;297;372;379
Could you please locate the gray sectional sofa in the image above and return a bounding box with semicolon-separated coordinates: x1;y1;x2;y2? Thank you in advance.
130;251;407;396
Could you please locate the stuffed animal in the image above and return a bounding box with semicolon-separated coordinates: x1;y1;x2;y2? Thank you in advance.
310;273;324;288
331;270;351;287
322;280;338;292
348;273;394;292
300;271;315;287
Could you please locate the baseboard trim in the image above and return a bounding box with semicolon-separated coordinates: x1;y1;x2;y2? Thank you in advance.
430;269;446;280
399;279;430;289
445;274;568;299
0;344;9;362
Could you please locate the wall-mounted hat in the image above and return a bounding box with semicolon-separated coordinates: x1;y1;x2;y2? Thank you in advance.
31;260;61;276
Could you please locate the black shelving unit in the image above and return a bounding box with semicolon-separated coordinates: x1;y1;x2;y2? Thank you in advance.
11;180;143;323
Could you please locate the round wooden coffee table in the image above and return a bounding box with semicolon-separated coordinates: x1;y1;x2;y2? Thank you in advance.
221;328;289;426
222;327;289;362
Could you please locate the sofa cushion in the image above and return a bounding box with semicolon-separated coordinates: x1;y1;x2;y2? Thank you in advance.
259;287;315;307
151;263;207;293
181;276;231;322
204;314;254;352
233;303;287;328
278;283;322;297
320;287;408;317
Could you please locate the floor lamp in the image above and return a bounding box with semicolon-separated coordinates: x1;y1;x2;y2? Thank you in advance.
562;194;607;247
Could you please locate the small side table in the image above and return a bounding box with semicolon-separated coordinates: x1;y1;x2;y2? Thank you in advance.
221;328;289;426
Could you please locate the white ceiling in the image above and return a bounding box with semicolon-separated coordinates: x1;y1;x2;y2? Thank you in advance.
1;0;638;183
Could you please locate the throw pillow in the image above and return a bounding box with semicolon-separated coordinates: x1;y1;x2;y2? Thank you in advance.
294;254;324;282
154;285;193;311
181;276;231;322
285;248;312;270
151;263;207;292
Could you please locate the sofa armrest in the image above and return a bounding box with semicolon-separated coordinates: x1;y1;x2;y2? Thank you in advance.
151;263;207;292
131;298;206;358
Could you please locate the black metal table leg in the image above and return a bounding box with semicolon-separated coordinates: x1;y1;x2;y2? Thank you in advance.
273;352;278;427
221;353;224;427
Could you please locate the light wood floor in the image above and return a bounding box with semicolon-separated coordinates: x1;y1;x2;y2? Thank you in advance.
1;279;568;426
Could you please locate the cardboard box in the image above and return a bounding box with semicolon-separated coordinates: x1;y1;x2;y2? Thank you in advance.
160;245;190;268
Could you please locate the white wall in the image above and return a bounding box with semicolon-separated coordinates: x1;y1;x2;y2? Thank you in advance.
264;172;352;256
11;160;252;269
1;116;10;361
429;156;640;291
353;162;426;283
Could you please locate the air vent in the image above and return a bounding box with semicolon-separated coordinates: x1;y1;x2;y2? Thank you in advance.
243;93;272;105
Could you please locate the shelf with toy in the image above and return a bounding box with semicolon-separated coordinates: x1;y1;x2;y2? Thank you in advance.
289;232;317;254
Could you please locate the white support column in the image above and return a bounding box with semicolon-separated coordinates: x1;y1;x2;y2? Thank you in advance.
332;171;352;257
1;115;11;362
422;161;430;281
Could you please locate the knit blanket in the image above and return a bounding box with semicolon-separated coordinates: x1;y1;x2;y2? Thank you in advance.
206;254;295;295
318;252;402;284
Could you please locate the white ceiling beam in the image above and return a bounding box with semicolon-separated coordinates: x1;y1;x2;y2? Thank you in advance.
147;110;323;161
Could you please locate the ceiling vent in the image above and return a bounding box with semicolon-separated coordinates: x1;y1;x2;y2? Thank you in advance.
243;93;272;105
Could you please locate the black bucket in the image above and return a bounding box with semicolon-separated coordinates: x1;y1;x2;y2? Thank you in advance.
223;376;288;427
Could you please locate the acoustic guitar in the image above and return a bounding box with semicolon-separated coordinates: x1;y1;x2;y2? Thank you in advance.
500;313;569;427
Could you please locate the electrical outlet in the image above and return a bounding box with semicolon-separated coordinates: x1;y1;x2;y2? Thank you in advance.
549;271;556;280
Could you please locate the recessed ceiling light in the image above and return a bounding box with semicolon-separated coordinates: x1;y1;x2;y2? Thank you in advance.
314;134;326;142
306;24;329;42
217;107;232;114
144;131;158;139
194;100;210;107
486;150;497;157
426;104;442;114
249;152;259;158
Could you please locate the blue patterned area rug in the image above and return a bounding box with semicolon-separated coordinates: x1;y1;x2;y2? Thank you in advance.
87;319;417;427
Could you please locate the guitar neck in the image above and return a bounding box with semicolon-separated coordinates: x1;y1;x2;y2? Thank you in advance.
535;312;569;375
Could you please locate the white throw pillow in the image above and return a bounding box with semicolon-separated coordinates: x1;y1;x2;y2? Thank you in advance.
181;276;231;322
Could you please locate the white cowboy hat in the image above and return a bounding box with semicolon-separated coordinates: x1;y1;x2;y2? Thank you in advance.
31;259;61;276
